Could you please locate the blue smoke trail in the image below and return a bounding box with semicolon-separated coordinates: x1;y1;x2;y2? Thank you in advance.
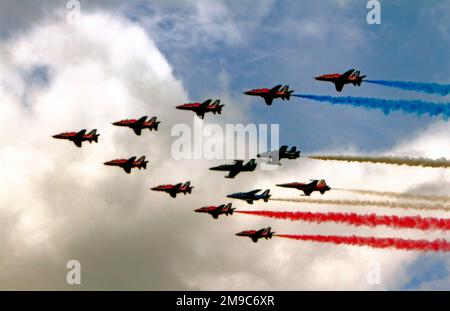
365;80;450;96
293;94;450;119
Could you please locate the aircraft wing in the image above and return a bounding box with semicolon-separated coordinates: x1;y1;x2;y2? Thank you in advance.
201;99;212;108
169;191;177;198
279;145;288;154
126;156;137;165
136;116;147;124
226;169;241;179
123;166;132;174
133;128;142;135
196;111;205;119
263;97;274;106
308;180;319;188
233;160;244;166
246;189;262;196
340;69;355;81
335;83;344;92
255;228;266;237
73;129;87;147
270;84;282;94
303;189;313;196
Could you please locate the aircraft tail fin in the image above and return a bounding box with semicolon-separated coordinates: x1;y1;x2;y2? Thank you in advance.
286;90;294;100
148;117;160;130
261;189;271;201
289;146;297;153
267;227;274;239
352;71;366;86
211;100;223;114
245;159;256;169
225;203;233;214
317;179;327;187
88;129;99;143
183;181;192;193
137;156;147;169
281;86;294;100
358;75;366;86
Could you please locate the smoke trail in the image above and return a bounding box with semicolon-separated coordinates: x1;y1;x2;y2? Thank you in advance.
366;80;450;96
275;234;450;252
236;210;450;231
309;155;450;169
271;197;450;212
336;188;450;203
293;94;450;119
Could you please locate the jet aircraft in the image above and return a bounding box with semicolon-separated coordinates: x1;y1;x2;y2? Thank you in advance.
112;116;160;135
244;85;294;105
151;182;194;198
277;179;331;196
195;203;235;219
236;227;275;243
209;159;257;178
104;156;148;174
227;189;271;204
52;129;99;147
176;99;223;119
315;69;366;92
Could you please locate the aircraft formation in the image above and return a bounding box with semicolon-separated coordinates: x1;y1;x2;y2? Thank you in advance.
53;69;450;250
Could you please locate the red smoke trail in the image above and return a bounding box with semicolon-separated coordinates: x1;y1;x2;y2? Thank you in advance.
275;234;450;252
236;210;450;231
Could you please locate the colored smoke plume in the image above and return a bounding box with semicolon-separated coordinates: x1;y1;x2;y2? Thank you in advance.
275;234;450;252
366;80;450;96
236;210;450;231
293;94;450;119
271;197;450;212
335;188;450;203
309;155;450;169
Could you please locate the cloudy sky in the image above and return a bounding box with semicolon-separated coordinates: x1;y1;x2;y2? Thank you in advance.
1;0;450;290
